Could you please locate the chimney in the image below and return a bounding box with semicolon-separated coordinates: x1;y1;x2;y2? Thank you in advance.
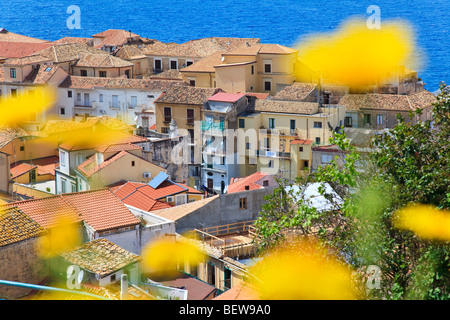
120;274;128;300
245;41;250;47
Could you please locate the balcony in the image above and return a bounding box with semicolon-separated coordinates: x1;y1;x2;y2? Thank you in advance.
201;120;225;135
257;149;290;159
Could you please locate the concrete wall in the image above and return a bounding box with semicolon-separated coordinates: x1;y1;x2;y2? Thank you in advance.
174;188;274;234
0;152;10;194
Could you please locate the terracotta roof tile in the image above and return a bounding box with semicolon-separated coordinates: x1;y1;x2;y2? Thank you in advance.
272;82;317;101
339;91;437;112
254;99;319;115
76;150;129;177
10;162;36;179
154;86;220;105
92;29;140;47
0;29;47;43
0;206;46;247
73;53;133;68
59;75;188;90
23;64;63;84
0;41;53;59
2;189;140;231
227;171;276;194
60;238;141;277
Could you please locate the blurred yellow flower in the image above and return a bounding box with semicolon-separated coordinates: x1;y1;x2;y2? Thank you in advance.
0;87;56;128
295;18;417;89
141;238;204;276
37;217;81;259
249;239;359;300
393;204;450;241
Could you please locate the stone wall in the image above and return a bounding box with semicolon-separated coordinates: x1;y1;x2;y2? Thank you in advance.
0;238;47;299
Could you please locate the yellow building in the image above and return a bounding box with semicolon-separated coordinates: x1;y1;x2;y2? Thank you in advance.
214;43;299;96
237;99;345;180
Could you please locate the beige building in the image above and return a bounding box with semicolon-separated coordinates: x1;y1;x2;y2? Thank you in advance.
237;99;345;180
71;53;134;78
214;43;299;96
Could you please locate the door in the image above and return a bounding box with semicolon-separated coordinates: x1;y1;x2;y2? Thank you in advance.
175;194;186;206
84;93;90;106
207;178;213;190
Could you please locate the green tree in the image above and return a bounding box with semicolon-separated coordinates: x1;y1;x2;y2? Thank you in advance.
253;83;450;299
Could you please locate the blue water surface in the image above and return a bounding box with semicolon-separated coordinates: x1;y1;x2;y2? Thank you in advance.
0;0;448;91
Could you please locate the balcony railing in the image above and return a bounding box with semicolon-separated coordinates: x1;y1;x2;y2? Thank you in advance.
201;120;225;134
256;149;290;158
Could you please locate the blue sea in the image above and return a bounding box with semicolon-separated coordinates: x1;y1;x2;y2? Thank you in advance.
0;0;448;92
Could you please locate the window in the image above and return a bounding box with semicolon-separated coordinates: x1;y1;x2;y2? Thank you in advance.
189;79;196;86
263;180;269;187
264;63;271;73
264;137;270;148
80;70;87;77
71;183;77;193
59;151;66;166
10;68;16;78
170;60;178;70
376;114;383;125
130;96;137;108
264;79;271;91
77;93;81;102
61;178;66;193
154;59;162;72
188;129;194;141
131;161;135;167
161;127;169;134
142;117;149;128
186;60;193;67
364;114;372;125
251;65;254;75
20;146;25;152
164;107;172;122
187;109;194;125
269;118;275;129
246;142;251;149
313;121;322;128
11;89;17;97
124;70;130;78
84;93;90;106
345;116;353;127
239;197;247;210
268;160;273;168
67;90;72;98
239;118;245;128
112;95;119;108
29;170;36;182
290;119;296;131
99;71;107;77
299;146;303;152
99;94;103;102
315;137;321;145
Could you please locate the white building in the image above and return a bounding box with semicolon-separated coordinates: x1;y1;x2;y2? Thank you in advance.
57;76;189;130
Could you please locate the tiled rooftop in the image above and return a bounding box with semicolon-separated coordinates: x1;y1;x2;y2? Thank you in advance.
60;238;141;277
0;127;31;149
155;86;220;105
92;29;141;47
10;162;36;179
0;206;46;247
272;82;317;101
339;90;437;112
207;92;246;103
2;189;140;232
254;99;319;115
0;28;47;43
227;172;276;194
0;41;53;59
73;53;134;68
59;75;188;90
76;150;130;177
23;64;63;84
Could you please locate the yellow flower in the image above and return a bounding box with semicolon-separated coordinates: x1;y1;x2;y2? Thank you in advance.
295;18;417;89
141;238;204;277
37;217;82;259
0;87;56;128
393;204;450;241
249;239;359;300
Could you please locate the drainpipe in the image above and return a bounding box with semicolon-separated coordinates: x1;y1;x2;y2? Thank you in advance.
120;274;128;300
